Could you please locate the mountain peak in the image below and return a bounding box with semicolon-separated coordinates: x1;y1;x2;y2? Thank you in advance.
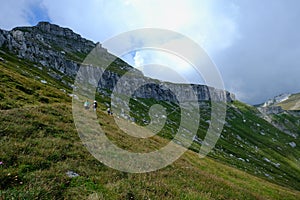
35;21;80;39
10;21;84;42
36;21;53;27
0;22;96;77
35;21;62;32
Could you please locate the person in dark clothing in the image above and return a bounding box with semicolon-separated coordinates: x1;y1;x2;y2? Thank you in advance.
93;100;98;111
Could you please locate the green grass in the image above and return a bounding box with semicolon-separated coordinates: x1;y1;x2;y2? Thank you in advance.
1;104;299;199
1;50;300;199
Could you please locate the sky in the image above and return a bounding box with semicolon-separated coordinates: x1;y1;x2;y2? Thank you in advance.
0;0;300;105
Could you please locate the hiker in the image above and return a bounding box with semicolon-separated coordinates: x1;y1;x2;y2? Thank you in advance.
93;100;98;111
84;100;90;110
107;107;113;115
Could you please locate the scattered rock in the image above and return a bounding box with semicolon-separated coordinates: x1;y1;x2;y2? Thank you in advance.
41;80;47;84
288;142;297;148
0;56;5;62
236;135;242;141
193;135;202;144
274;163;281;168
48;72;62;80
68;94;79;100
174;140;182;145
277;146;282;150
66;171;79;178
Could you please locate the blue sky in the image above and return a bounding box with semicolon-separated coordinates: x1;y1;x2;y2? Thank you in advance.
26;2;50;24
1;0;300;104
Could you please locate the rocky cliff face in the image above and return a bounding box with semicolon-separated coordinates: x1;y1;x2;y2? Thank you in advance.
0;22;235;102
0;22;100;78
258;106;284;115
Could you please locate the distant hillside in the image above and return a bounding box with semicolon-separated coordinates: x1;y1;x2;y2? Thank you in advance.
277;93;300;110
259;92;300;111
257;93;300;142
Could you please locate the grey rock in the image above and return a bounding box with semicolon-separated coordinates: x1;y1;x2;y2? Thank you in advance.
0;22;235;103
0;22;94;79
66;170;79;178
258;106;284;115
289;142;296;148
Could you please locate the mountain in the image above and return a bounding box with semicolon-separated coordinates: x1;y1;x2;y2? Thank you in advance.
0;22;300;199
0;22;235;103
258;93;300;143
259;92;300;112
277;93;300;110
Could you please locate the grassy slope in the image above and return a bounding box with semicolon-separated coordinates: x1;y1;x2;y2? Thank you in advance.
0;51;300;199
212;102;300;189
128;97;300;191
277;93;300;110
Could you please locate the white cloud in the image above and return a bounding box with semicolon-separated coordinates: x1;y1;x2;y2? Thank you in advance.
0;0;33;30
126;49;204;84
123;0;240;53
39;0;240;54
0;0;50;30
0;0;241;97
133;51;144;69
0;0;240;53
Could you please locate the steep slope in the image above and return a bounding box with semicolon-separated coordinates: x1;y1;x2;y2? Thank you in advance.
0;50;299;199
0;23;300;199
257;94;300;160
113;92;300;191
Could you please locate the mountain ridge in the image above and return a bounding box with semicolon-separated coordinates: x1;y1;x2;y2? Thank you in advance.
0;22;235;103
